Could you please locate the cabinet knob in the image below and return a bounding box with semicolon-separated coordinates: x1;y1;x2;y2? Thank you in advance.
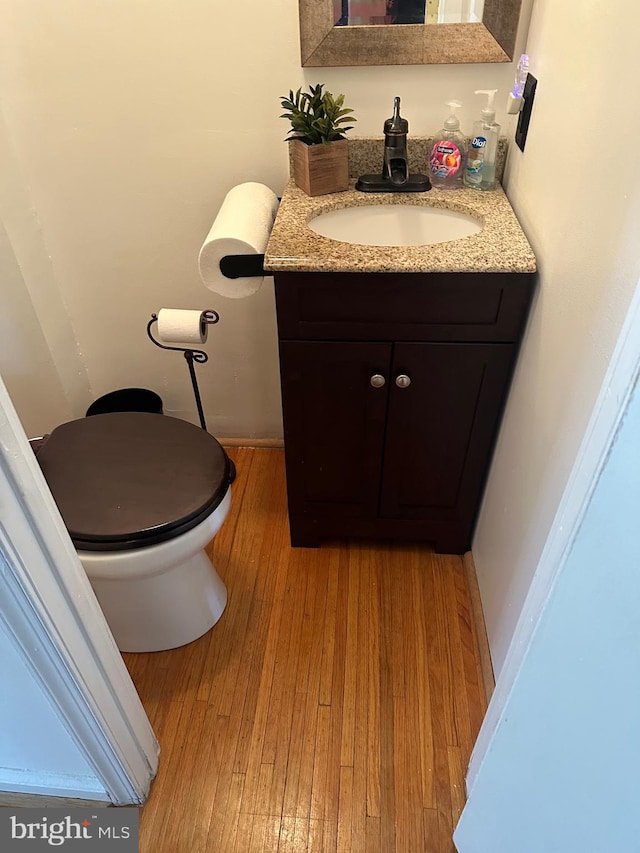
370;374;386;388
395;374;411;388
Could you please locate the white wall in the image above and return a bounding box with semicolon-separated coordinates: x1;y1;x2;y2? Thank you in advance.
454;362;640;853
0;108;90;436
0;622;106;798
0;219;72;437
0;0;530;437
473;0;640;673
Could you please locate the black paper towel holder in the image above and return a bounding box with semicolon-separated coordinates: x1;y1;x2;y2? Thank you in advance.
218;254;266;279
146;310;219;431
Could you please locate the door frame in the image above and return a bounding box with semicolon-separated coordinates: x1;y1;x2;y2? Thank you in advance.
0;377;158;803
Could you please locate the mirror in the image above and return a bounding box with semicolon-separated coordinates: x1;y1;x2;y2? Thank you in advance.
333;1;485;27
299;0;523;66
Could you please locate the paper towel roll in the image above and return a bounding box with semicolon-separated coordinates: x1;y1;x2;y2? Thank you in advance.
198;182;279;299
157;308;209;344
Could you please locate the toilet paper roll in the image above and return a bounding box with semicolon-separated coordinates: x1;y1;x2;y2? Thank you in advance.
198;182;279;299
157;308;209;344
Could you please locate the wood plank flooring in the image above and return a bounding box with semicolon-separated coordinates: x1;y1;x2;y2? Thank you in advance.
123;448;487;852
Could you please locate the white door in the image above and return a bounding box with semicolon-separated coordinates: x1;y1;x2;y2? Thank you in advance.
0;375;158;803
455;283;640;851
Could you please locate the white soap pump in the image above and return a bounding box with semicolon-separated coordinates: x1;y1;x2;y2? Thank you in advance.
464;89;500;191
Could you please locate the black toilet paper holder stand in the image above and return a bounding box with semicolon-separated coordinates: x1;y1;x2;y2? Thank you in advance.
147;311;219;431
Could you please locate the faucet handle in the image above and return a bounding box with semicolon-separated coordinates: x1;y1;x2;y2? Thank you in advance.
384;96;408;135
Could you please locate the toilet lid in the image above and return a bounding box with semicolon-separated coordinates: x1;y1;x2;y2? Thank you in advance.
36;412;232;551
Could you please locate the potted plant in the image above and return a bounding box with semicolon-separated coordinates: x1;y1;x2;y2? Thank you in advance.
280;83;356;197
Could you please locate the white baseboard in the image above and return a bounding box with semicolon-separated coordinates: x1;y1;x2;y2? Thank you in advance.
463;551;495;704
220;437;284;448
0;768;110;800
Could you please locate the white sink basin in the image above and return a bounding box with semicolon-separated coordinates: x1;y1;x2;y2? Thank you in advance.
307;204;482;247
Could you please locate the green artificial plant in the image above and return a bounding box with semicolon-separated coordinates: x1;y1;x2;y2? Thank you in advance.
280;84;356;146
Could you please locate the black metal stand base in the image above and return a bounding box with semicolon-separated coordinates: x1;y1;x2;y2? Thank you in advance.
355;173;432;193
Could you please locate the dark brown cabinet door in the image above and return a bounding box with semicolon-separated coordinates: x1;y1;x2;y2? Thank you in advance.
380;342;514;529
279;341;391;524
274;270;534;552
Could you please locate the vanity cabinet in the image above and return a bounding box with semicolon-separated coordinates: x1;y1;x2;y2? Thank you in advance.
274;270;535;553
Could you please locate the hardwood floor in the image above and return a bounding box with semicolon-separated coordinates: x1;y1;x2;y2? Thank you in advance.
123;448;487;852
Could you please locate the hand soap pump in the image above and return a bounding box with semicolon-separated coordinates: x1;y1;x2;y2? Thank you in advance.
429;101;467;189
464;89;500;191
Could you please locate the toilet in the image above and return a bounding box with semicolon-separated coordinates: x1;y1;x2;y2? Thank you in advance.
36;411;234;652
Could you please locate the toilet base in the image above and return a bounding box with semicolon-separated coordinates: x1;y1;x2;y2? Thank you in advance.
79;491;231;653
87;548;227;653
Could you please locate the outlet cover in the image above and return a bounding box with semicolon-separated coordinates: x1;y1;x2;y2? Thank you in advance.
515;73;537;152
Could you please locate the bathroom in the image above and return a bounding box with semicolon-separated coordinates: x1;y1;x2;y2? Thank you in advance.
1;0;640;850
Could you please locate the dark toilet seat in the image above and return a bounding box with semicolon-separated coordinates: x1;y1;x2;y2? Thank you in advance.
36;412;233;552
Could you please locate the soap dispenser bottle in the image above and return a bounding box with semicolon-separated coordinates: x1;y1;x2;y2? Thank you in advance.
464;89;500;191
429;101;467;189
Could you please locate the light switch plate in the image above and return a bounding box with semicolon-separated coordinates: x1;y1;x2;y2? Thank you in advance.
515;73;537;152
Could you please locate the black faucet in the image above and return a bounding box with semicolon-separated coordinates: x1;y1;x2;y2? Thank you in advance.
356;97;431;193
384;97;410;186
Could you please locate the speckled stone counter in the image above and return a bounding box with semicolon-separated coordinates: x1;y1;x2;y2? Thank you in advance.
264;179;537;275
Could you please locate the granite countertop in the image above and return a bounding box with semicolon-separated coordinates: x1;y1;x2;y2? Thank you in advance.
264;180;536;275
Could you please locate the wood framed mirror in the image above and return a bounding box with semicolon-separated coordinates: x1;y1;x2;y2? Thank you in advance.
299;0;523;66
